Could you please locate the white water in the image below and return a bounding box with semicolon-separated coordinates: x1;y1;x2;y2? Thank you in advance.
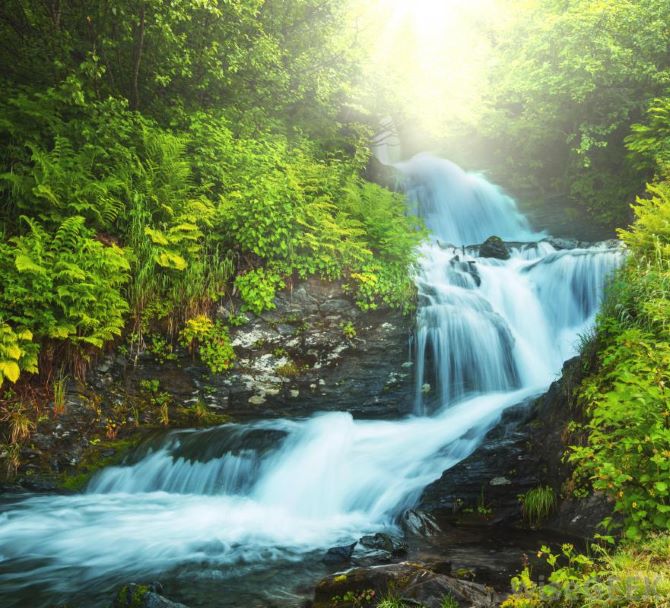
0;154;622;604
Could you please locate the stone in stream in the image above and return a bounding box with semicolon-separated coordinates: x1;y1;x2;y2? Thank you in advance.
350;532;408;566
358;532;407;556
112;583;189;608
323;541;357;564
479;236;511;260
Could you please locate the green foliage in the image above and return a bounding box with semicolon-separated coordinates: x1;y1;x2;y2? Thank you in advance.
627;97;670;178
472;0;670;226
179;315;235;374
504;537;670;608
235;269;285;316
569;181;670;538
0;0;422;388
520;486;557;528
341;321;357;339
0;216;129;360
0;324;38;387
440;595;460;608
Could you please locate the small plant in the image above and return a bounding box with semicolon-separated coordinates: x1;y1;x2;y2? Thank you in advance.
52;374;68;416
0;442;21;478
179;315;235;373
377;597;406;608
520;486;556;527
441;595;460;608
0;324;39;388
105;419;120;440
146;333;177;364
341;320;357;339
330;588;376;607
226;312;249;327
477;485;493;516
234;268;284;315
159;402;169;426
140;378;160;393
276;360;300;377
1;402;34;444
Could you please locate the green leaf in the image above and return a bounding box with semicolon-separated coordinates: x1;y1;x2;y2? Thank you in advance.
0;360;21;383
156;251;188;271
15;254;46;274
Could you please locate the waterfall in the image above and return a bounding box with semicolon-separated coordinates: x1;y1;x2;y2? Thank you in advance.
0;155;623;607
397;153;537;245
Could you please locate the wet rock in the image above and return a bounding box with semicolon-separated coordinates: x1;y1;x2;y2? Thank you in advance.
399;509;442;536
479;236;510;260
320;298;354;314
351;532;408;565
112;583;189;608
547;237;581;250
418;398;538;523
91;276;415;422
313;562;504;608
359;532;407;556
323;542;357;564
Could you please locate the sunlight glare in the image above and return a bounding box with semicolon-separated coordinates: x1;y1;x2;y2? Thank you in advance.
359;0;506;140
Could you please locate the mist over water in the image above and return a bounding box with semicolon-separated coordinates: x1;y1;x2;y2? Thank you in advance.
0;154;622;606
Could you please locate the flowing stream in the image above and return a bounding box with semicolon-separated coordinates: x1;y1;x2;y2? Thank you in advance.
0;155;622;607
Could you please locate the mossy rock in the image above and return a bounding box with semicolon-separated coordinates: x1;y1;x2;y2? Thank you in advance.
111;583;188;608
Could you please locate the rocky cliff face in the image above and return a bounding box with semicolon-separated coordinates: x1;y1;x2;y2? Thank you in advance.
96;277;416;420
8;277;416;488
417;356;613;538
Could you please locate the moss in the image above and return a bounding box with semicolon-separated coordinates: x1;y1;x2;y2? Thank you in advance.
276;361;301;377
113;583;150;608
175;403;230;427
59;436;141;491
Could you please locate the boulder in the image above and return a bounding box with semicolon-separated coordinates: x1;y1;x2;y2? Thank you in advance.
479;236;510;260
313;562;504;608
350;532;408;565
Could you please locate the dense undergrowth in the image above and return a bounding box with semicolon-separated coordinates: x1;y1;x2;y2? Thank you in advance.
504;98;670;607
0;1;427;469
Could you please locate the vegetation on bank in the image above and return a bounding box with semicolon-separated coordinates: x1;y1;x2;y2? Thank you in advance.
0;1;426;472
503;535;670;608
504;93;670;607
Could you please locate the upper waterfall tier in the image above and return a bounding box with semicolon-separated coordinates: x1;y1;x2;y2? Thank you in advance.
396;154;538;246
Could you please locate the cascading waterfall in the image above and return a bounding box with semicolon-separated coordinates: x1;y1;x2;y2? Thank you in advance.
401;154;622;414
0;154;623;607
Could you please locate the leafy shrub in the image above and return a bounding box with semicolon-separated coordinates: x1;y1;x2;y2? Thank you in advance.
569;181;670;539
0;217;130;372
504;537;670;608
179;315;235;373
234;268;284;315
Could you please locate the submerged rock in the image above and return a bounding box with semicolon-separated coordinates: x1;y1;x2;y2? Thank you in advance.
479;236;511;260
